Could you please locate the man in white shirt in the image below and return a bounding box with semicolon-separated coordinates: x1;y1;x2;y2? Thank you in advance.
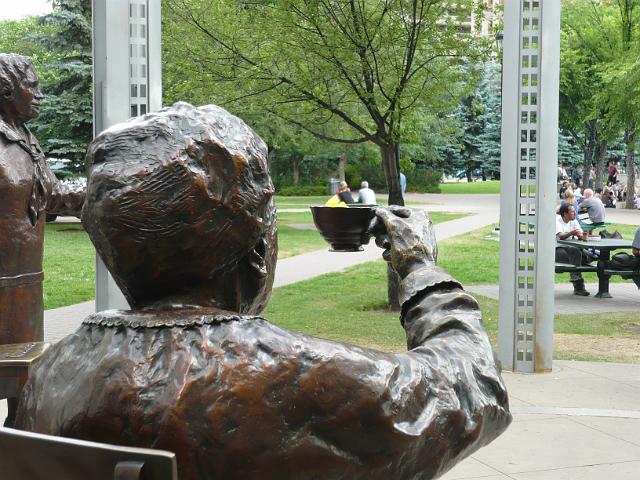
556;204;591;296
357;180;376;204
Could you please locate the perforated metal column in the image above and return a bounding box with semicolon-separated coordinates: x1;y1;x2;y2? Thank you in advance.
128;0;149;117
92;0;161;311
498;0;560;373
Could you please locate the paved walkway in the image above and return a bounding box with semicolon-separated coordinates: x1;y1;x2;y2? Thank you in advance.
4;194;639;478
468;282;639;314
441;360;640;480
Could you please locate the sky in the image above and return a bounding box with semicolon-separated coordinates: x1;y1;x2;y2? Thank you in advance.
0;0;52;21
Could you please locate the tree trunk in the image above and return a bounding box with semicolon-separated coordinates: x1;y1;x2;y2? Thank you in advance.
379;142;403;309
267;149;275;171
292;157;300;186
380;143;403;206
338;150;347;182
624;124;636;209
386;265;401;311
594;140;607;190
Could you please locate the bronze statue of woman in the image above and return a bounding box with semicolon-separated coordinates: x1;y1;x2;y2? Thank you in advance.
0;53;83;426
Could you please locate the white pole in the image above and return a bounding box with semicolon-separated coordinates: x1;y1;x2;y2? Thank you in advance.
92;0;162;311
498;0;560;373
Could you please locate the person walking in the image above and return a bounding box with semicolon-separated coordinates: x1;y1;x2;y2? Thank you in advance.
607;160;618;184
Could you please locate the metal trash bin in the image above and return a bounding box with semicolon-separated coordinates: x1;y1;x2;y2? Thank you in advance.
328;178;340;195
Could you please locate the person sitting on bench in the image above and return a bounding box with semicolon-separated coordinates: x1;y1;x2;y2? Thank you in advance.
579;188;606;225
556;204;592;296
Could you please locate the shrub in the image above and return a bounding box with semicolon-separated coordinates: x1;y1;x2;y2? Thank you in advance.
405;167;442;193
277;185;327;196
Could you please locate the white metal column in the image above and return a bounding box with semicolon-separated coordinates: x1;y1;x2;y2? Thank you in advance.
498;0;561;373
92;0;162;311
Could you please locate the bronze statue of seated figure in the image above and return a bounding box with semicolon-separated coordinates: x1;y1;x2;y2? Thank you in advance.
16;102;511;480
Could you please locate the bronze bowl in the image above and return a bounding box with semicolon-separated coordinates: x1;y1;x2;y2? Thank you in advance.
310;205;376;252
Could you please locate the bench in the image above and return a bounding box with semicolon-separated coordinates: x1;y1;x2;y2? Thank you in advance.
554;262;598;274
0;427;177;480
602;268;640;277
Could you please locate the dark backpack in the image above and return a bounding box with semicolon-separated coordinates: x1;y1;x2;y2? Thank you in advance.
600;230;623;239
608;252;640;277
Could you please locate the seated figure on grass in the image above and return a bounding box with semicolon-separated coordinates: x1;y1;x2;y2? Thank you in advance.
16;103;511;480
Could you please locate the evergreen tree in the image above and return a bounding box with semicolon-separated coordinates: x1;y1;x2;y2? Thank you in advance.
29;0;93;173
557;130;583;167
475;62;502;178
441;62;501;181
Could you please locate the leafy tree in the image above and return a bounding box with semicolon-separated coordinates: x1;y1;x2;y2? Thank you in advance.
561;0;640;203
164;0;489;205
596;0;640;206
399;110;455;189
0;17;57;76
444;94;483;181
260;115;339;189
29;0;93;173
560;0;612;189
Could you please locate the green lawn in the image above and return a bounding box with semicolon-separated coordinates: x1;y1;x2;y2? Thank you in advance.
438;181;500;194
262;258;499;352
275;196;328;208
43;224;95;310
42;214;638;360
438;223;640;285
41;211;467;309
276;210;327;258
264;259;639;362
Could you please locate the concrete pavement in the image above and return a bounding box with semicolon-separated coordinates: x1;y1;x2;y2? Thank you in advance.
441;361;640;480
468;282;640;314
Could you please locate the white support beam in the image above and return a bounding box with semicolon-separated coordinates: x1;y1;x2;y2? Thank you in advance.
498;0;561;373
92;0;162;311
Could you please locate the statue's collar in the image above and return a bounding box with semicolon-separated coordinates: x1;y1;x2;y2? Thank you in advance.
0;118;40;155
82;309;262;329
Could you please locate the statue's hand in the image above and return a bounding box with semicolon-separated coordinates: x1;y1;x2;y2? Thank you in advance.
369;206;437;279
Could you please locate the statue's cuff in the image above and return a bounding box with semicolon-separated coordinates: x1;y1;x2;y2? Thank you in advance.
399;266;463;307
